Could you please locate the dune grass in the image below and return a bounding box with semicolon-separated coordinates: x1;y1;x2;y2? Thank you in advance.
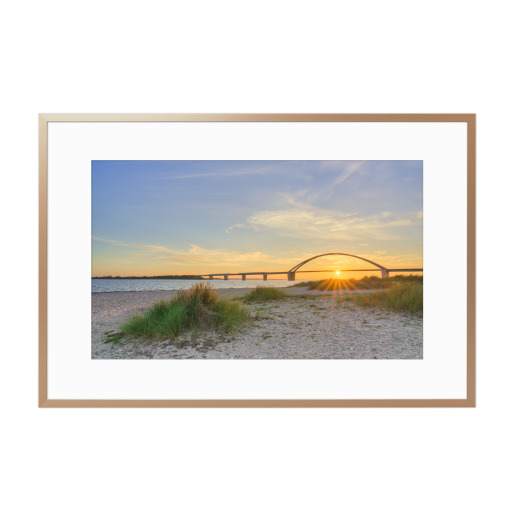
121;283;251;340
243;286;287;303
290;274;422;291
344;281;423;316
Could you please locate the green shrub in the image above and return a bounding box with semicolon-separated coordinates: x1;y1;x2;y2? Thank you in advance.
121;283;250;340
243;286;287;303
214;299;253;333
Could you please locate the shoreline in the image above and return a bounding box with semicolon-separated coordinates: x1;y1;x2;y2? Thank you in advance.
91;280;306;294
92;286;374;296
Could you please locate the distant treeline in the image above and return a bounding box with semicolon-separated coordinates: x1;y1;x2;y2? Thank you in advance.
92;275;206;280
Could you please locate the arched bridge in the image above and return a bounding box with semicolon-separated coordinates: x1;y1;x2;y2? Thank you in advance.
200;252;422;281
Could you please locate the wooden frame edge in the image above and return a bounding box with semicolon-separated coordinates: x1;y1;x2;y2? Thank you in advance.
466;114;476;407
39;113;476;408
39;398;475;408
39;113;475;123
39;114;48;407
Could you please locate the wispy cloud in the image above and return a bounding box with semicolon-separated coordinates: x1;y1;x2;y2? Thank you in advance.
92;236;294;269
225;223;246;234
228;205;422;242
320;160;364;184
317;161;366;199
158;162;284;180
92;238;422;272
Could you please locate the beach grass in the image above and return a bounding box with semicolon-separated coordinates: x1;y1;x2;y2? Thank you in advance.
121;283;251;340
243;286;288;303
342;281;423;316
290;274;422;291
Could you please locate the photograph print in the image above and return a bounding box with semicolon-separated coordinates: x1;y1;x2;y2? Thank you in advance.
92;160;423;360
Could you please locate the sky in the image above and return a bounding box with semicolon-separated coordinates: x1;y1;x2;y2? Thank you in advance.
92;160;423;278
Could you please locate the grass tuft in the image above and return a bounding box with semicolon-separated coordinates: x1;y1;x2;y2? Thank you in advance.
243;286;287;303
343;281;423;316
121;283;250;340
292;274;422;291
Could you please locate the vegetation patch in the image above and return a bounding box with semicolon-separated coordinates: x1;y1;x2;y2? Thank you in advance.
293;274;422;291
286;281;311;288
243;286;288;303
121;283;251;341
342;281;423;316
103;331;124;344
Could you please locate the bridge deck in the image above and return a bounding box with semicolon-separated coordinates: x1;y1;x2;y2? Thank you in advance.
200;269;423;277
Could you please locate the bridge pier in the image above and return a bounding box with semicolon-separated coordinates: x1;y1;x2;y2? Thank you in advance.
242;274;246;281
224;275;228;280
381;269;389;278
287;271;295;281
263;273;267;281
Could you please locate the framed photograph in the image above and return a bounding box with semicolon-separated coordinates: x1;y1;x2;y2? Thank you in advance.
39;114;475;407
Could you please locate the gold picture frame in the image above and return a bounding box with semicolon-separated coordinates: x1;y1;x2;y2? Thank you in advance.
39;113;475;407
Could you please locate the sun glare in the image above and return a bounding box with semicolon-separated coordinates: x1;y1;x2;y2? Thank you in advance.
336;271;340;275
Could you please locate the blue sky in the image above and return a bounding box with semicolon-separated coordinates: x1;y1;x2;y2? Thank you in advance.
92;160;423;277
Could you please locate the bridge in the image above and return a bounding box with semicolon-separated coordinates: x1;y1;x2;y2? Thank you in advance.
199;253;423;281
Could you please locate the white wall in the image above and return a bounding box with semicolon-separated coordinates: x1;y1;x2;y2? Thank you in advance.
0;2;509;511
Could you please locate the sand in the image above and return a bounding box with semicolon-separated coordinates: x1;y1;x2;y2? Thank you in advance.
92;287;422;359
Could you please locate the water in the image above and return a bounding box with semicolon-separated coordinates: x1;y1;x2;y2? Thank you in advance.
92;278;305;293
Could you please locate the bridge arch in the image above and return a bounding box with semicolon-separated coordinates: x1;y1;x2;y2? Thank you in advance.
288;252;389;278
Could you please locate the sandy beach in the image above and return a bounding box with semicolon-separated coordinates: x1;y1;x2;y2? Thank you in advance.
92;286;422;359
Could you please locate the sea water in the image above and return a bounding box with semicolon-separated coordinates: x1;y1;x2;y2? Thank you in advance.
92;278;305;293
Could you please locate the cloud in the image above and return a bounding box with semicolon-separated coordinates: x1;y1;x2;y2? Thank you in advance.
277;189;312;208
92;237;422;273
235;206;421;242
225;223;246;234
320;160;365;185
316;161;366;199
158;160;365;185
158;162;284;180
92;237;293;269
